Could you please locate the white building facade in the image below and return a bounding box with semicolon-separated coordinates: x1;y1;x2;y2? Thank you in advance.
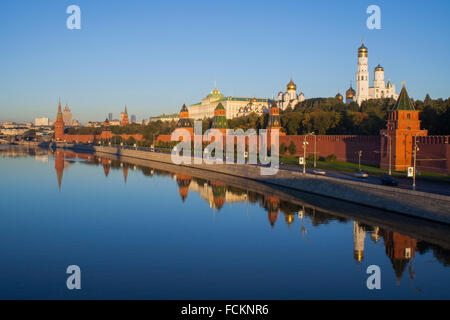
189;87;272;120
355;42;398;106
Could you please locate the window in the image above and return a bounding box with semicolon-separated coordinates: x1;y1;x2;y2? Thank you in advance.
407;113;410;120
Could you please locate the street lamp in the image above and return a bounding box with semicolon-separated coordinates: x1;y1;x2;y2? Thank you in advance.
382;132;392;175
358;150;362;171
308;132;317;168
413;136;419;191
303;135;309;174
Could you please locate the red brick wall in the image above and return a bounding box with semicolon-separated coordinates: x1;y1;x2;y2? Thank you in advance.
279;135;382;166
62;132;143;143
416;136;450;175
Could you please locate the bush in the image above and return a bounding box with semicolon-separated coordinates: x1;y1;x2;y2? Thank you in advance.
325;154;337;162
280;143;287;155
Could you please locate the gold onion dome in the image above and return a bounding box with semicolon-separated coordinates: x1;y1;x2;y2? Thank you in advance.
287;79;296;91
346;86;356;98
358;42;368;53
375;64;384;72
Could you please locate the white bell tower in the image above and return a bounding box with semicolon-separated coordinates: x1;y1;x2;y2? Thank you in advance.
356;41;369;105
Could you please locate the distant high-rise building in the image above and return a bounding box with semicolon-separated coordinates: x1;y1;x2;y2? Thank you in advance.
62;105;73;126
108;113;113;121
131;114;136;123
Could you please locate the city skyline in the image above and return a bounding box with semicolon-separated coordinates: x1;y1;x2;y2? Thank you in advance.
1;0;449;123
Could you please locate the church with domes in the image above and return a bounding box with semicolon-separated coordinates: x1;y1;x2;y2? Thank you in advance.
276;78;305;110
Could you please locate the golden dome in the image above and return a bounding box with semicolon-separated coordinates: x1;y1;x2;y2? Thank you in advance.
375;64;384;72
287;78;296;91
358;42;368;53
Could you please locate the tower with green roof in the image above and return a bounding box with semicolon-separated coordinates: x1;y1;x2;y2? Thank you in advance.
380;83;427;171
212;103;228;135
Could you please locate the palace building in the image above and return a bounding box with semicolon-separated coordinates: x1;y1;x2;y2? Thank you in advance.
355;41;398;105
188;87;272;120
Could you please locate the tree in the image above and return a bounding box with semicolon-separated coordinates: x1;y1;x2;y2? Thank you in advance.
288;141;297;155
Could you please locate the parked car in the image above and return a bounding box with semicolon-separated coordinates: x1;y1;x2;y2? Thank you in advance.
355;171;369;179
312;169;326;176
380;175;398;186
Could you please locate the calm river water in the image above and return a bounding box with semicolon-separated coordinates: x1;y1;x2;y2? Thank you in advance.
0;145;449;299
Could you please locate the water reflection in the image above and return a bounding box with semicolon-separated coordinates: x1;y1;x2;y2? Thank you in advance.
1;146;449;290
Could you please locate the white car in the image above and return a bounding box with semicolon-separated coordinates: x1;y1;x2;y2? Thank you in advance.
312;169;326;176
355;171;369;179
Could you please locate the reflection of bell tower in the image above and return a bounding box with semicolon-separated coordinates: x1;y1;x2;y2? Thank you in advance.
353;222;366;263
54;150;64;191
176;174;192;203
382;230;417;285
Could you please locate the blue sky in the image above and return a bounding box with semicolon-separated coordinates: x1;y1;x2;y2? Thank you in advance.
0;0;449;123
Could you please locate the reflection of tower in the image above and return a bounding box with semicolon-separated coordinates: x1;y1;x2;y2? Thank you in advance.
370;226;380;244
382;230;417;285
102;158;111;177
265;196;280;228
176;174;192;203
54;150;65;191
122;165;129;184
284;212;295;228
353;221;366;264
211;181;226;210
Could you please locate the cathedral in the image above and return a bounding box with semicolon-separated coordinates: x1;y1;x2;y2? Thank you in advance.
354;41;398;105
277;78;305;110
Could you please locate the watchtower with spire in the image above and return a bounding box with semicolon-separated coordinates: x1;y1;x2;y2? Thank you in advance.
54;100;65;141
380;83;427;171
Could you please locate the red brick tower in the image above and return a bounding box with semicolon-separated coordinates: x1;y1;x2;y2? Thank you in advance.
121;105;130;126
174;104;194;136
380;84;427;171
54;100;65;142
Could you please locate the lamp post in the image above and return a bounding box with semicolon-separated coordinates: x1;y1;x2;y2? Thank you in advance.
358;150;362;171
308;132;317;168
303;135;309;174
382;133;392;175
413;136;419;191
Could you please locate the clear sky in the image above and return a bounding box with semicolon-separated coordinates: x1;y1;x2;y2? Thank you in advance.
0;0;449;123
